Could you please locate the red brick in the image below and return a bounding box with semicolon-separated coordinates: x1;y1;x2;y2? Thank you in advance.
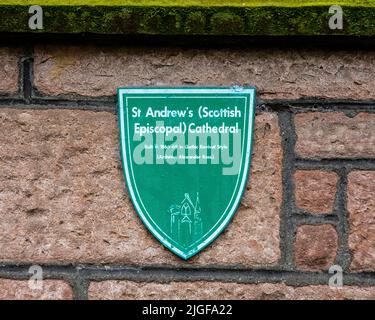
348;171;375;271
88;281;375;300
295;113;375;159
0;47;20;95
0;279;72;300
294;225;338;271
294;170;338;214
0;109;282;267
34;46;375;100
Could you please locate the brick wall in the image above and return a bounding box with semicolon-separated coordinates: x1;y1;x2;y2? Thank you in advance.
0;45;374;300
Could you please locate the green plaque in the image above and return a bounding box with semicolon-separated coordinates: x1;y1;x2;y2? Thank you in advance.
118;87;256;260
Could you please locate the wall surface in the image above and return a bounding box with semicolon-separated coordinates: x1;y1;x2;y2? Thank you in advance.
0;45;374;300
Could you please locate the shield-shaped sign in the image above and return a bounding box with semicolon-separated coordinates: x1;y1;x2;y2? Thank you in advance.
118;87;256;260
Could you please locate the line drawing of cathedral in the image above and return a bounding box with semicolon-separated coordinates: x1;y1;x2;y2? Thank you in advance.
168;193;203;245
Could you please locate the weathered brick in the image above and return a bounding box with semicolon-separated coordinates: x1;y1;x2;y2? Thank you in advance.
294;225;338;271
348;171;375;271
295;113;375;159
88;281;375;300
0;109;281;267
34;46;375;100
0;47;20;95
294;170;338;214
0;279;72;300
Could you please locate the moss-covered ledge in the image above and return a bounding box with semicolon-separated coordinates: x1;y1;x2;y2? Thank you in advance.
1;1;375;36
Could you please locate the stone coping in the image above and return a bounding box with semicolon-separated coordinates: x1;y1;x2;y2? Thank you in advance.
0;1;374;36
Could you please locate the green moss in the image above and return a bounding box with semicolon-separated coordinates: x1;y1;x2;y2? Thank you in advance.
104;9;140;33
1;3;375;36
140;10;162;33
185;11;206;34
210;12;244;35
0;1;375;8
162;11;182;34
